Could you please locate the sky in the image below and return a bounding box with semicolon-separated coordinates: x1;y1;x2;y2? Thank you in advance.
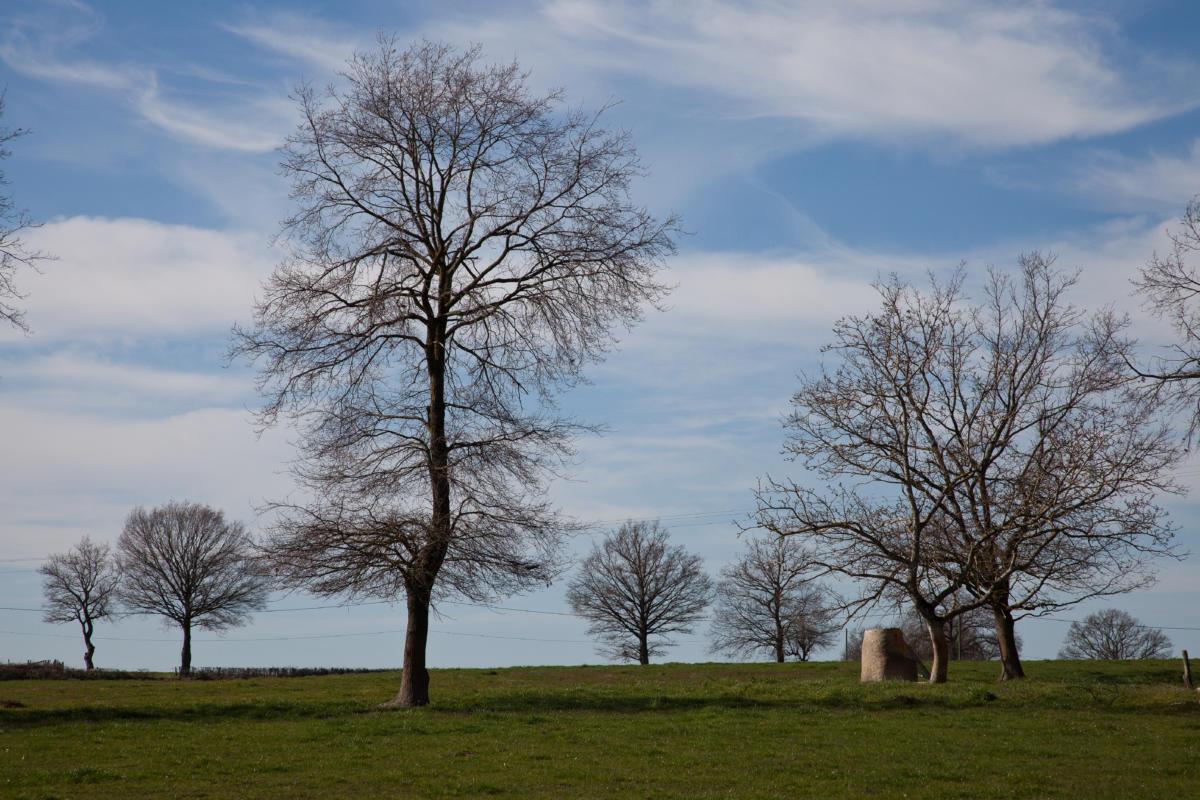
2;0;1200;672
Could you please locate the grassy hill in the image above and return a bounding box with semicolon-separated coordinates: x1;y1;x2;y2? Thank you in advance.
2;660;1198;798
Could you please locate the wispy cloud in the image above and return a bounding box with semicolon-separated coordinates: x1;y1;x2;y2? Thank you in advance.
1072;139;1200;211
0;1;293;153
419;0;1200;149
133;78;293;153
222;17;362;73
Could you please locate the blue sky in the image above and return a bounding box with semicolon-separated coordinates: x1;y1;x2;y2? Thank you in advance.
2;0;1199;670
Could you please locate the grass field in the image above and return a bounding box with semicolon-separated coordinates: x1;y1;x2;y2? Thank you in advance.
2;660;1198;799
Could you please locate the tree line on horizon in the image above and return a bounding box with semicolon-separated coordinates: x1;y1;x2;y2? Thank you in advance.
4;38;1199;704
37;510;1176;675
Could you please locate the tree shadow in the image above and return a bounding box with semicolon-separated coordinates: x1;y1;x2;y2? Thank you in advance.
0;701;357;728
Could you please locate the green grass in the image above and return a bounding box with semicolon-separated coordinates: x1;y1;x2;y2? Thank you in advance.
2;660;1198;799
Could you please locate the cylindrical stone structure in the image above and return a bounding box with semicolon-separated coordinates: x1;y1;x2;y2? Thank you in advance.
860;627;918;682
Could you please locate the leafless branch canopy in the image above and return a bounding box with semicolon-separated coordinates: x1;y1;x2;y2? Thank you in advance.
39;536;120;670
0;94;47;334
708;536;837;662
754;255;1182;679
117;501;268;631
234;38;674;594
1133;195;1200;442
1057;608;1172;660
567;520;713;664
263;494;566;605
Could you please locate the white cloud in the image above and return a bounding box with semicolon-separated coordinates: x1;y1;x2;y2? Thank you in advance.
0;404;295;557
421;0;1199;149
6;217;273;341
662;250;909;332
1073;139;1200;211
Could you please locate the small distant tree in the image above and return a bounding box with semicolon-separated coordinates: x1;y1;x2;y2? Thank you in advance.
1;94;46;334
709;536;836;662
843;628;864;662
39;536;120;670
567;521;713;664
1058;609;1172;660
117;502;268;675
782;587;839;661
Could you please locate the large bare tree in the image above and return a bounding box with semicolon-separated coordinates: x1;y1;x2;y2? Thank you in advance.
1058;608;1172;660
708;536;836;663
117;502;268;675
39;536;121;671
754;256;1181;683
567;521;713;664
233;39;675;706
1132;195;1200;440
0;94;45;334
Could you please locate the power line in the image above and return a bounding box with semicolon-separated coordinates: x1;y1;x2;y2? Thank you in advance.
0;627;591;644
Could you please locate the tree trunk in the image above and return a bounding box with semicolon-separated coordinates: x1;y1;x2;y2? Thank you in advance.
638;632;650;665
386;586;432;707
989;579;1025;680
382;301;453;707
925;617;949;684
992;604;1025;680
774;630;785;664
81;619;95;671
179;621;192;676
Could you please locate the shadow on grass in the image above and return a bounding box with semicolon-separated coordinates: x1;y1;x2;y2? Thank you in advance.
428;690;997;714
5;685;1197;727
0;700;360;728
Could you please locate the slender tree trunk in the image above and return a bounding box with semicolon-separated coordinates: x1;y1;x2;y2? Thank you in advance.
638;631;650;665
992;604;1025;681
773;601;785;663
180;621;192;676
387;585;433;707
81;618;95;671
924;617;949;684
385;309;452;708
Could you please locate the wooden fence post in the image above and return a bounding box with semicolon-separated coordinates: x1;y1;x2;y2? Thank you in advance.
1184;650;1194;691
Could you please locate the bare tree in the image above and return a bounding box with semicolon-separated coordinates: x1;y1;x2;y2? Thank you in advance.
754;256;1181;683
1058;608;1172;660
567;521;712;664
39;536;120;670
0;94;46;334
117;501;268;675
782;587;840;661
1132;195;1200;441
233;39;674;706
708;536;836;662
842;628;865;662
